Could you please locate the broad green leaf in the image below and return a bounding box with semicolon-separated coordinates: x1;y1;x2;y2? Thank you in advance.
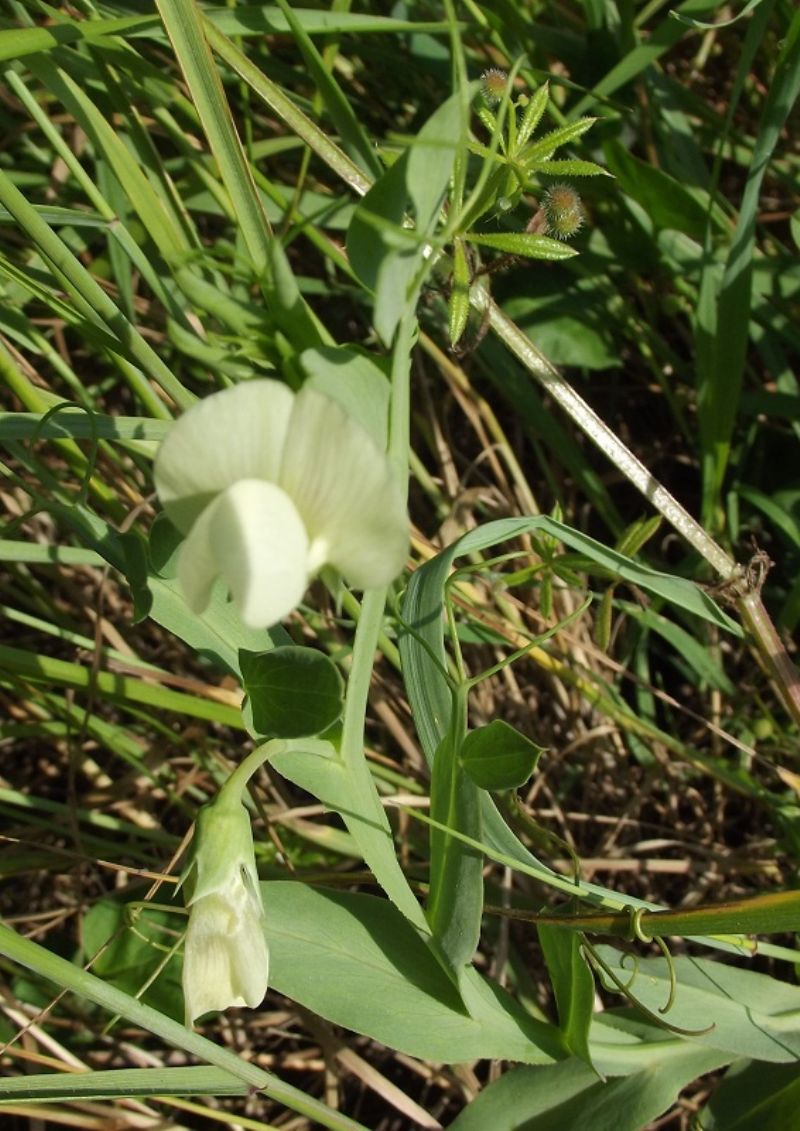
241;646;343;739
502;287;618;371
701;1060;800;1130
401;515;741;763
269;739;427;931
460;720;544;790
594;948;800;1062
465;230;578;260
447;1048;728;1131
262;880;563;1064
538;925;594;1066
346;151;418;344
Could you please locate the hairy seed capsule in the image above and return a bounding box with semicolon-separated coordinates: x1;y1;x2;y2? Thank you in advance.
481;67;508;105
542;183;584;240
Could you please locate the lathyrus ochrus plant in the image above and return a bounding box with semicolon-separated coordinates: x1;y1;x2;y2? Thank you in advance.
446;69;609;347
154;378;409;1025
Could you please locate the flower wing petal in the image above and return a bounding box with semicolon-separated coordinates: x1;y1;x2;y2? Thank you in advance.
178;479;310;628
280;387;408;589
154;380;295;533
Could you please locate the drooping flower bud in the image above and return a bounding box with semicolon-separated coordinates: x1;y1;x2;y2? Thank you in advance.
181;794;269;1027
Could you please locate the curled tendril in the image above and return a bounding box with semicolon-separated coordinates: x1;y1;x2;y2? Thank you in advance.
582;934;714;1038
625;905;677;1014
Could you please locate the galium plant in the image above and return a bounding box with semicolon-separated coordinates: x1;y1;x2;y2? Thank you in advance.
1;3;799;1129
443;67;608;346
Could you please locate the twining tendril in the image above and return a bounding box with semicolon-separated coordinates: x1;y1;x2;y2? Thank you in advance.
582;935;713;1037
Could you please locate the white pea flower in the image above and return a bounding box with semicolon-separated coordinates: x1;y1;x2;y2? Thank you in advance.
154;379;408;628
181;795;269;1027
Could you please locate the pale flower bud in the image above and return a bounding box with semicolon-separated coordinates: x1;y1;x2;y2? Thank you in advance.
181;795;269;1027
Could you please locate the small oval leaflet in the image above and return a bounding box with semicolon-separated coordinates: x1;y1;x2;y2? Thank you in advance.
460;719;545;791
240;645;344;739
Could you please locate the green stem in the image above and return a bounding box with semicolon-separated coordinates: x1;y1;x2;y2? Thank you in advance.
335;308;427;927
222;739;284;803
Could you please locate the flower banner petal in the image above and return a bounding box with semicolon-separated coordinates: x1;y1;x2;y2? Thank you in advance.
280;387;408;590
154;380;295;533
178;479;309;628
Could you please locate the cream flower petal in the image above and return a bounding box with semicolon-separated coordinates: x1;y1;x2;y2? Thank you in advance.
154;380;295;534
177;479;310;628
183;890;269;1024
280;387;408;589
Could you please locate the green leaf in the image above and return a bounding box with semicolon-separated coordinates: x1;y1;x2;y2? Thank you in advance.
271;0;380;180
262;880;563;1064
241;646;343;739
517;82;550;148
401;515;741;763
460;720;544;790
671;0;766;29
502;286;618;371
701;1060;800;1131
428;732;484;968
346;151;418;344
465;230;578;260
0;1066;249;1102
518;119;596;167
269;738;427;929
0;920;368;1130
538;925;594;1066
594;948;800;1062
347;92;462;342
447;1048;728;1131
604;140;711;238
300;346;390;449
533;158;609;177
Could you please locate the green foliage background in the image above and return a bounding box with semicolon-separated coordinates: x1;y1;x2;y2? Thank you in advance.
0;2;799;1129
